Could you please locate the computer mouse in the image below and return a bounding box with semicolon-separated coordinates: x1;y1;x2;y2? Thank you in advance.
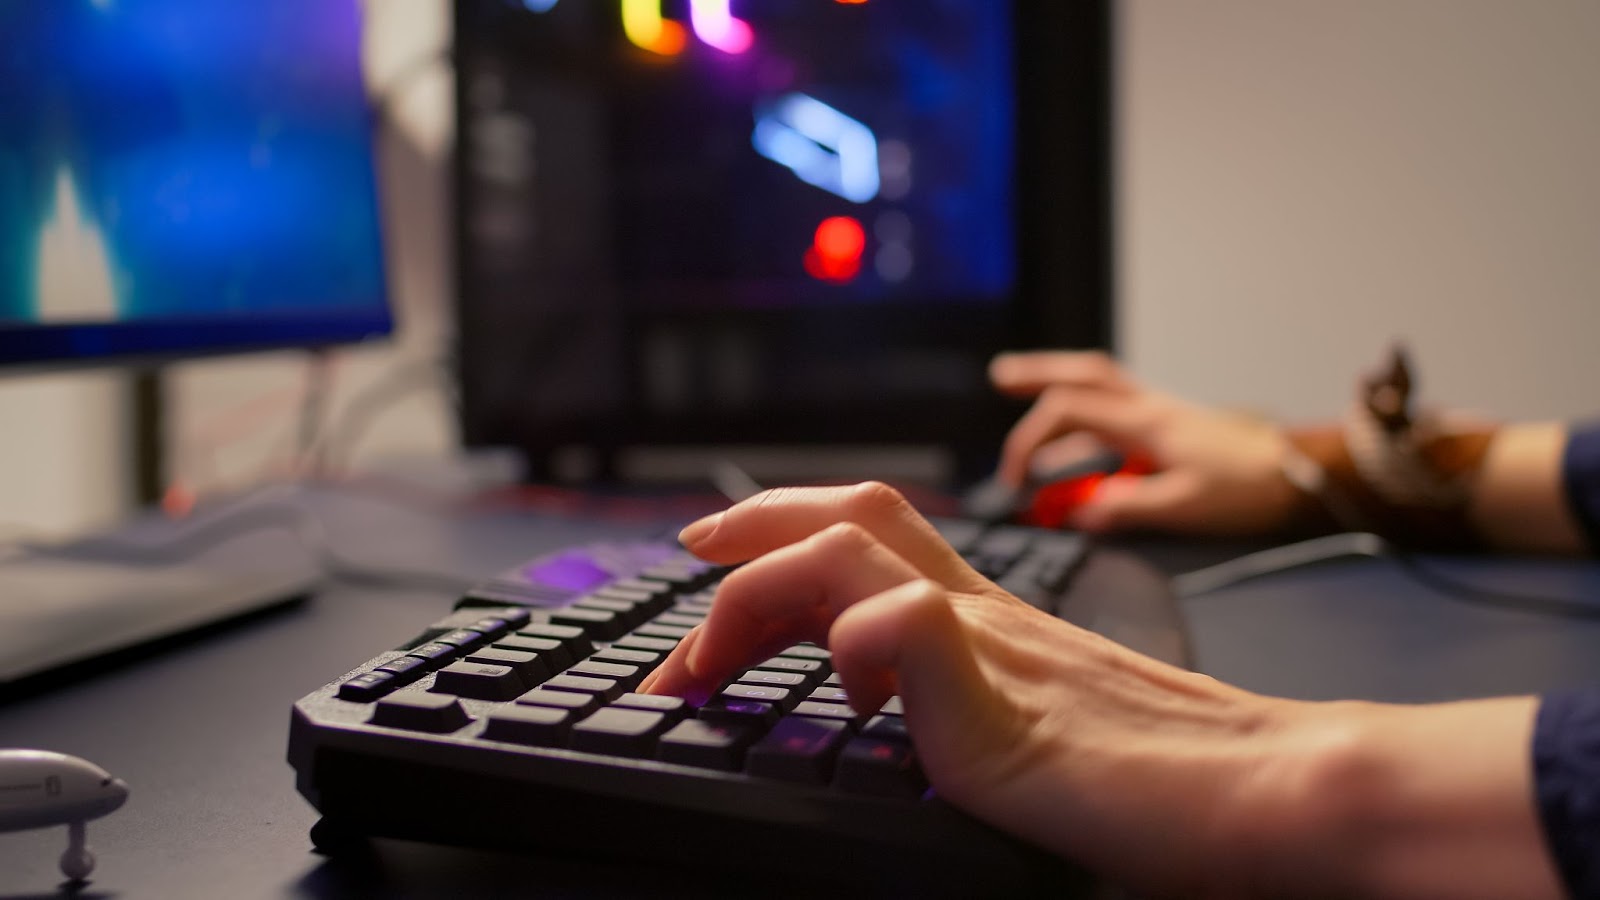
960;451;1132;525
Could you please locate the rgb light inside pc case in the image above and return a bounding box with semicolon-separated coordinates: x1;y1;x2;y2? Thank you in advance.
456;0;1111;480
498;0;1016;303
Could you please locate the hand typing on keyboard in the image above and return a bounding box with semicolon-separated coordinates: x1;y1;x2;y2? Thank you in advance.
642;482;1563;899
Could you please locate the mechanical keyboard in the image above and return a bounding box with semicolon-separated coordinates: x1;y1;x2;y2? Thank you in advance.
289;520;1100;895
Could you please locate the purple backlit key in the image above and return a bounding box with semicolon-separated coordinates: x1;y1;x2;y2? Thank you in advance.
721;683;795;711
746;716;850;784
834;737;928;798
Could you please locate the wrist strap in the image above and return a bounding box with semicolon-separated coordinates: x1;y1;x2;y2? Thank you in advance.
1278;347;1496;551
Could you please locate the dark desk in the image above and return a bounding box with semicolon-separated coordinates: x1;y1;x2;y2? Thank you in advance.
5;488;1600;898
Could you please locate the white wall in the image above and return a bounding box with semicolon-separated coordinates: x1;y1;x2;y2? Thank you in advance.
0;373;130;537
1119;0;1600;421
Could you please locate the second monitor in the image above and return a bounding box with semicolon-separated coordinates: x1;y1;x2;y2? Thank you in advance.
455;0;1112;484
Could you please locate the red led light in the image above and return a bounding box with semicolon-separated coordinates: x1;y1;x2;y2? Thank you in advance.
816;216;865;258
805;216;866;283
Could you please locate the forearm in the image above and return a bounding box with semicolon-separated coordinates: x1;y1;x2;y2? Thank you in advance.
1258;696;1562;899
1468;421;1586;555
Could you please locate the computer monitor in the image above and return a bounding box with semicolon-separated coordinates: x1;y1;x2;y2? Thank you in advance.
0;0;392;370
454;0;1113;485
0;0;392;692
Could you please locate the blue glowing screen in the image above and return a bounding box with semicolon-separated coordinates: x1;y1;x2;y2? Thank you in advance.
0;0;389;363
468;0;1016;305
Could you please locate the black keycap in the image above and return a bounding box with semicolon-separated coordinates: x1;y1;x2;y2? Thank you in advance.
545;674;624;702
777;645;832;662
594;585;658;605
746;717;850;784
465;584;551;607
792;701;857;724
374;654;430;685
569;708;669;757
370;692;471;733
597;585;671;617
465;648;549;686
493;635;569;670
737;670;808;690
834;737;928;798
968;556;1008;581
338;671;395;702
639;564;705;590
516;688;601;715
862;715;911;741
436;629;486;650
468;617;516;640
480;705;574;747
653;613;704;629
697;699;780;729
518;623;594;659
408;641;459;664
754;657;825;686
658;720;753;771
809;686;850;704
721;683;795;711
635;623;693;640
431;661;525;701
568;660;642;690
614;634;679;653
928;517;983;554
576;596;636;614
760;656;825;674
591;647;662;668
1032;533;1087;586
495;607;534;628
612;692;688;721
975;527;1033;566
608;577;673;598
581;599;649;628
673;600;715;616
546;607;626;640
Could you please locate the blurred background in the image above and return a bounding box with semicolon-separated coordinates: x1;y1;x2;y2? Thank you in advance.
4;0;1599;538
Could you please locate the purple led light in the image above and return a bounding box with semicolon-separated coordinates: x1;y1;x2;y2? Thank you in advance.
520;553;614;593
689;0;752;54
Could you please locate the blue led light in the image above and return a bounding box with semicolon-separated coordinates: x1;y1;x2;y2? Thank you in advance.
752;93;880;204
523;0;560;12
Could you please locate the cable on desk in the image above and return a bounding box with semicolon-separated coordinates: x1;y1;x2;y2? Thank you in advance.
1175;532;1600;621
309;354;457;478
1172;533;1388;599
12;494;474;595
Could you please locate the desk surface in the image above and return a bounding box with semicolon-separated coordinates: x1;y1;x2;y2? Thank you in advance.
5;485;1600;898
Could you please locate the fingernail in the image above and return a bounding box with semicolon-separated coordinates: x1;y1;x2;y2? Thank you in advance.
678;512;724;547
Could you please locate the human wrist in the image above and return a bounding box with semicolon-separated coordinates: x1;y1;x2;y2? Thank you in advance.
1205;698;1379;891
1246;697;1561;898
1469;421;1585;554
1275;347;1504;549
